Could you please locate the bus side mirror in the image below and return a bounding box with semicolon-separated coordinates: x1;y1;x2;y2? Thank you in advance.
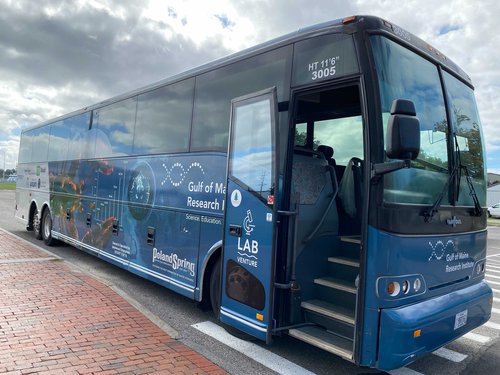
372;99;420;178
386;99;420;160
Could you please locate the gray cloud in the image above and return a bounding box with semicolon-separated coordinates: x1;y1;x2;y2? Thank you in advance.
0;0;498;172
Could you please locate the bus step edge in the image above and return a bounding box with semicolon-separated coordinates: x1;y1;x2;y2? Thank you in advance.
314;276;357;294
288;326;353;361
301;299;355;325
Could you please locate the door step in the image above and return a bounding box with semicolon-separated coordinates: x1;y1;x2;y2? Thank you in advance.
301;299;355;325
340;235;361;244
328;256;359;268
289;326;353;361
314;276;357;294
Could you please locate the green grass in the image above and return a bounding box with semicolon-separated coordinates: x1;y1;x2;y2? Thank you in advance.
487;217;500;226
0;182;16;190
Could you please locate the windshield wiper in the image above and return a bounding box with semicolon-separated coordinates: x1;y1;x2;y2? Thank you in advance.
460;163;483;216
424;134;482;222
424;163;458;222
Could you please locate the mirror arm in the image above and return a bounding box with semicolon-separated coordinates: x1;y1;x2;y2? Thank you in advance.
371;159;411;180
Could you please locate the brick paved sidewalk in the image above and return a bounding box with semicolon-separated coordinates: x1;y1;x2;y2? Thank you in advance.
0;230;226;375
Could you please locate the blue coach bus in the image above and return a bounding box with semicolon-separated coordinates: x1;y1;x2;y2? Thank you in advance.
15;15;492;370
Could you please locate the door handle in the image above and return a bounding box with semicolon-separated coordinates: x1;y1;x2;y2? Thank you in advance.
229;225;242;237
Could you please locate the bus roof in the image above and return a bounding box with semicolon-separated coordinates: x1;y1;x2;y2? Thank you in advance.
23;15;471;133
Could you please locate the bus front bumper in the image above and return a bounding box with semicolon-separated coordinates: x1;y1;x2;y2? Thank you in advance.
377;281;492;371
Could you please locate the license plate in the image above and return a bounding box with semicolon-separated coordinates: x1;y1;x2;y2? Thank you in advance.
454;310;468;330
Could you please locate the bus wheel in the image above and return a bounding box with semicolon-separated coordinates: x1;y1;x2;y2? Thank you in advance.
41;209;56;246
209;257;221;318
34;212;43;240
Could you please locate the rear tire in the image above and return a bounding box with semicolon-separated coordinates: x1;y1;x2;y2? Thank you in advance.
41;209;56;246
34;212;43;240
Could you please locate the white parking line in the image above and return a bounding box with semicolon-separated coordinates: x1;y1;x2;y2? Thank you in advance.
389;367;424;375
492;307;500;314
463;332;491;343
487;268;500;274
487;264;500;270
433;347;468;362
484;321;500;331
487;274;500;280
192;321;316;375
487;279;500;287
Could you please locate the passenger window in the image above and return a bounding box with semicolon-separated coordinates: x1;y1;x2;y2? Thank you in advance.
191;46;292;151
48;120;69;161
67;113;93;160
134;78;194;154
94;97;137;157
19;131;34;163
313;116;363;165
295;123;307;146
29;127;50;162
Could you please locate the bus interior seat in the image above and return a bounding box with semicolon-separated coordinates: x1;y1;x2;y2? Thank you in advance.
291;148;339;249
317;144;346;181
338;157;363;235
317;145;335;166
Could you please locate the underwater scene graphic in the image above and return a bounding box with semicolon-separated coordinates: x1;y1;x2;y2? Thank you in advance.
49;153;226;293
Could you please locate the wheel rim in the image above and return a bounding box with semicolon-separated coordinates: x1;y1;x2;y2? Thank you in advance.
43;214;51;239
33;213;40;233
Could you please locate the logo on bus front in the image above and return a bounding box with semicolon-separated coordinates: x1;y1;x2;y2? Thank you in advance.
428;240;474;274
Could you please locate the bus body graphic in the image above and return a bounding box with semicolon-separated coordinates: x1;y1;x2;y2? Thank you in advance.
15;15;492;371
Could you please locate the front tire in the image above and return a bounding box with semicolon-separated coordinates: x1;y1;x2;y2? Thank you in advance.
41;209;56;246
209;257;221;318
209;256;256;340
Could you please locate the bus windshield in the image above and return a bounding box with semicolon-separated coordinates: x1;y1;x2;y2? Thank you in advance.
371;36;486;206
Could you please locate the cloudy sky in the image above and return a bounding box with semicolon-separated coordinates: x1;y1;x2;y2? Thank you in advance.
1;0;499;172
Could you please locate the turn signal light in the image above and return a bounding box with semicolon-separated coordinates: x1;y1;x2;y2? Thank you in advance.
343;16;356;24
387;281;400;296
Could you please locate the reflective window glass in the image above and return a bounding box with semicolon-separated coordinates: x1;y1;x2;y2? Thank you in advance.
30;126;50;162
230;97;273;200
19;131;33;163
48;120;69;161
372;36;449;205
94;97;137;157
66;113;93;160
444;71;486;206
192;46;291;151
134;78;194;154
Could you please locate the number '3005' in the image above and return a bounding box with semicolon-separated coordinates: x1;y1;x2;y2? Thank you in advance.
312;67;336;80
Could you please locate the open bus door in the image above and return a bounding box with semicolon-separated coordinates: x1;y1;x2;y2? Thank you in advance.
219;87;279;343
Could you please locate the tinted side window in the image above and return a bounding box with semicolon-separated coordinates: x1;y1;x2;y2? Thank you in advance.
19;131;33;163
30;126;50;162
134;78;194;154
191;46;292;151
48;120;69;161
94;97;137;157
67;113;93;160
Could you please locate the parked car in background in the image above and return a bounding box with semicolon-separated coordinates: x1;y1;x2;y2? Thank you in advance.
6;176;16;182
488;203;500;217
